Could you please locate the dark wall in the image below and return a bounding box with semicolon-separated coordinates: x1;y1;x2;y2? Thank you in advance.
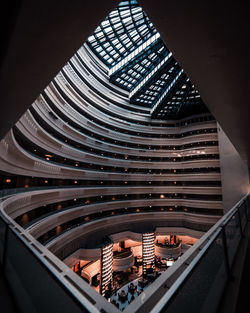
140;0;250;165
0;0;117;140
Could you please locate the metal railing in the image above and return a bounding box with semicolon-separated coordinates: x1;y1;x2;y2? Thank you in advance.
0;203;119;313
0;191;249;313
127;194;250;313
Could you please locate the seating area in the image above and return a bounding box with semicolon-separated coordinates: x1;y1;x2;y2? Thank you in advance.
110;278;146;311
110;262;165;310
156;241;181;249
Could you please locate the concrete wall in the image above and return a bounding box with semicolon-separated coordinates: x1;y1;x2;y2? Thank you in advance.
217;124;250;212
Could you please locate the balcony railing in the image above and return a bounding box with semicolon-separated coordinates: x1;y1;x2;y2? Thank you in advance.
128;194;250;313
0;191;249;313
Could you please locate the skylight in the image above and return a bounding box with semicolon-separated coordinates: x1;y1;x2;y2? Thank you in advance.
87;0;207;118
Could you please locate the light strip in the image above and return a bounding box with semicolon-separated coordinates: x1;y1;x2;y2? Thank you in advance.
100;243;113;296
142;232;155;274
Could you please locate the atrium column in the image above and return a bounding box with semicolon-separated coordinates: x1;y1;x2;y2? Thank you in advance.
100;242;113;297
142;232;155;276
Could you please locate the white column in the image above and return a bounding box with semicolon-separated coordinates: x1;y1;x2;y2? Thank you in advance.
142;232;155;275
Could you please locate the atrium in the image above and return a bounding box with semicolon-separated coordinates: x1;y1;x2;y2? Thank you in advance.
0;1;250;313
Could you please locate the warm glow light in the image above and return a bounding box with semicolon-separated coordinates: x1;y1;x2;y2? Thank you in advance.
56;225;62;235
101;243;113;296
160;194;165;199
142;232;155;274
44;180;48;184
5;179;11;183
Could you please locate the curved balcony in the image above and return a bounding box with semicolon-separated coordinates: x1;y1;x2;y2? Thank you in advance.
155;242;182;259
113;249;134;272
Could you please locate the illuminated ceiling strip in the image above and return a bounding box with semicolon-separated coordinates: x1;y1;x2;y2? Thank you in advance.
151;69;184;115
108;32;160;76
129;51;173;98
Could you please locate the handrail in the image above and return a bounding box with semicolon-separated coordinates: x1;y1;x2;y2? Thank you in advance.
0;202;119;313
147;194;249;313
0;190;249;313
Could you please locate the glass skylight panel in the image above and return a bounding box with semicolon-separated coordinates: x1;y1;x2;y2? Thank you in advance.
87;0;156;67
86;0;205;115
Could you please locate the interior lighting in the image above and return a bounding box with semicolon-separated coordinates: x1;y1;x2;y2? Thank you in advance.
142;232;155;274
100;243;113;296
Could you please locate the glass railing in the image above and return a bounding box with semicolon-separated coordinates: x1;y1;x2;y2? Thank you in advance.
0;191;249;313
0;210;118;313
130;194;249;313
